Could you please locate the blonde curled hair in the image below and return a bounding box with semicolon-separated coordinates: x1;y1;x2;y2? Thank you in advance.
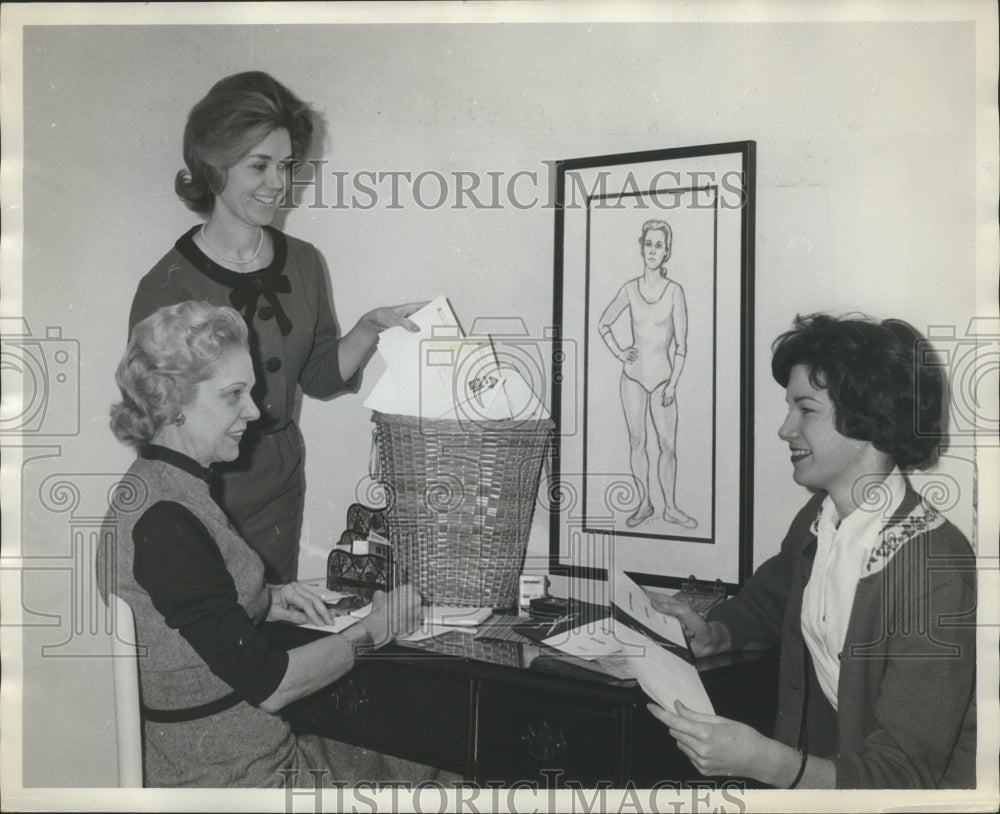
110;302;248;447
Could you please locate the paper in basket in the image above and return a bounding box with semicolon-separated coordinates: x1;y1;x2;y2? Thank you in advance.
363;295;548;421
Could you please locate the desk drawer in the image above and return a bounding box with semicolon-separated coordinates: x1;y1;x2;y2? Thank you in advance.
284;659;470;772
475;682;622;786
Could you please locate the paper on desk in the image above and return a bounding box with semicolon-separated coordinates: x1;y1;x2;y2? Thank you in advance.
297;577;345;602
297;602;372;633
398;605;492;642
540;616;624;661
423;605;492;627
295;579;374;633
611;571;715;715
363;295;549;421
398;623;470;643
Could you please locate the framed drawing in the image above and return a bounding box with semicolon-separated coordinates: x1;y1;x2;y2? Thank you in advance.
549;141;756;591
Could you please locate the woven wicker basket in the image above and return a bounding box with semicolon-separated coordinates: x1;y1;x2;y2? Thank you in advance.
371;411;553;609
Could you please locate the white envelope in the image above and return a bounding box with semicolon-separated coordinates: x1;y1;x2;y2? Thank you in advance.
364;296;496;419
364;294;551;422
611;571;715;715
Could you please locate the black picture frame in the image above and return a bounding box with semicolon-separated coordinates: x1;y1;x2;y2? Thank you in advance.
548;141;756;593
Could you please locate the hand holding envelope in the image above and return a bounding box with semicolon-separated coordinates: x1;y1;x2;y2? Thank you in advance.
611;571;715;716
363;295;550;422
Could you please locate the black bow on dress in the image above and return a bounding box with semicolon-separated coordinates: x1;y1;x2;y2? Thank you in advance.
227;273;293;336
178;226;295;337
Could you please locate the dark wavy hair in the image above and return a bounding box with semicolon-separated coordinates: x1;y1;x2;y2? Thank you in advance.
175;71;314;214
110;302;249;447
771;313;947;469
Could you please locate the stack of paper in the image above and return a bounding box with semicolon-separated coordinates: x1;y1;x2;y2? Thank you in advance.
610;571;715;715
363;295;549;422
295;594;373;635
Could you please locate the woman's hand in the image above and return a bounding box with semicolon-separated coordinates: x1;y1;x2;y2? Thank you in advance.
267;582;335;627
358;583;423;648
648;701;772;780
620;345;639;363
360;302;428;335
649;594;730;657
339;301;427;381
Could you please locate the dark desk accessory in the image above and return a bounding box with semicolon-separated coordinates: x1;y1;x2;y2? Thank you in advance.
326;550;391;606
346;503;388;538
675;575;726;615
327;503;396;604
527;596;570;620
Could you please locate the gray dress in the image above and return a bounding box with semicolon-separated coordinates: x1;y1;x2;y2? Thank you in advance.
98;445;443;788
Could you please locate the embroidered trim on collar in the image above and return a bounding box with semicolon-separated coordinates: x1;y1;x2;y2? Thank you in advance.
865;501;945;575
807;497;946;575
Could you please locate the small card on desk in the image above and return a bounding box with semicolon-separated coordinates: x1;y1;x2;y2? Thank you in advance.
296;607;369;634
423;605;493;627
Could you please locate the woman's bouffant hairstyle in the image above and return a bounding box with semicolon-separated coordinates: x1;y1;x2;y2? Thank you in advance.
771;313;947;469
638;219;673;276
110;302;249;447
175;71;314;214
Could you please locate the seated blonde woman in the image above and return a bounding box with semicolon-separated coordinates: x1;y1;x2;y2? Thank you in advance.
97;301;452;788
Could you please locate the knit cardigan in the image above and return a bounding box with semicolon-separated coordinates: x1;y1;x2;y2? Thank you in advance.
709;488;977;789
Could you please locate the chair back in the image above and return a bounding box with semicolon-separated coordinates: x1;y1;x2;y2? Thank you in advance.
109;593;143;787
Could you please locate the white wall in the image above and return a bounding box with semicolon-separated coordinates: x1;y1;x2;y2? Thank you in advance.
4;9;993;792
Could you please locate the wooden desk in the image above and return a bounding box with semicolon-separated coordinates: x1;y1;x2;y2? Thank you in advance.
266;621;778;787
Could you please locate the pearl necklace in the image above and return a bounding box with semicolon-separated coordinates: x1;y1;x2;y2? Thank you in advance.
200;223;265;266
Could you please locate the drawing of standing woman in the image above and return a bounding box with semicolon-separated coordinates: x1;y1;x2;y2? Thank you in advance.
598;219;697;530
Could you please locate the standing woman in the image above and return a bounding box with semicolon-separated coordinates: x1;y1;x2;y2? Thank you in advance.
598;219;696;529
130;71;420;583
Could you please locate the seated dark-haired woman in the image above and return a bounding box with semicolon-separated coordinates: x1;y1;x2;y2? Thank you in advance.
651;313;976;789
97;301;451;788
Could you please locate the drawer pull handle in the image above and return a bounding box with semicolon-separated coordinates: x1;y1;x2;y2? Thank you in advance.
521;720;566;761
329;678;369;715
